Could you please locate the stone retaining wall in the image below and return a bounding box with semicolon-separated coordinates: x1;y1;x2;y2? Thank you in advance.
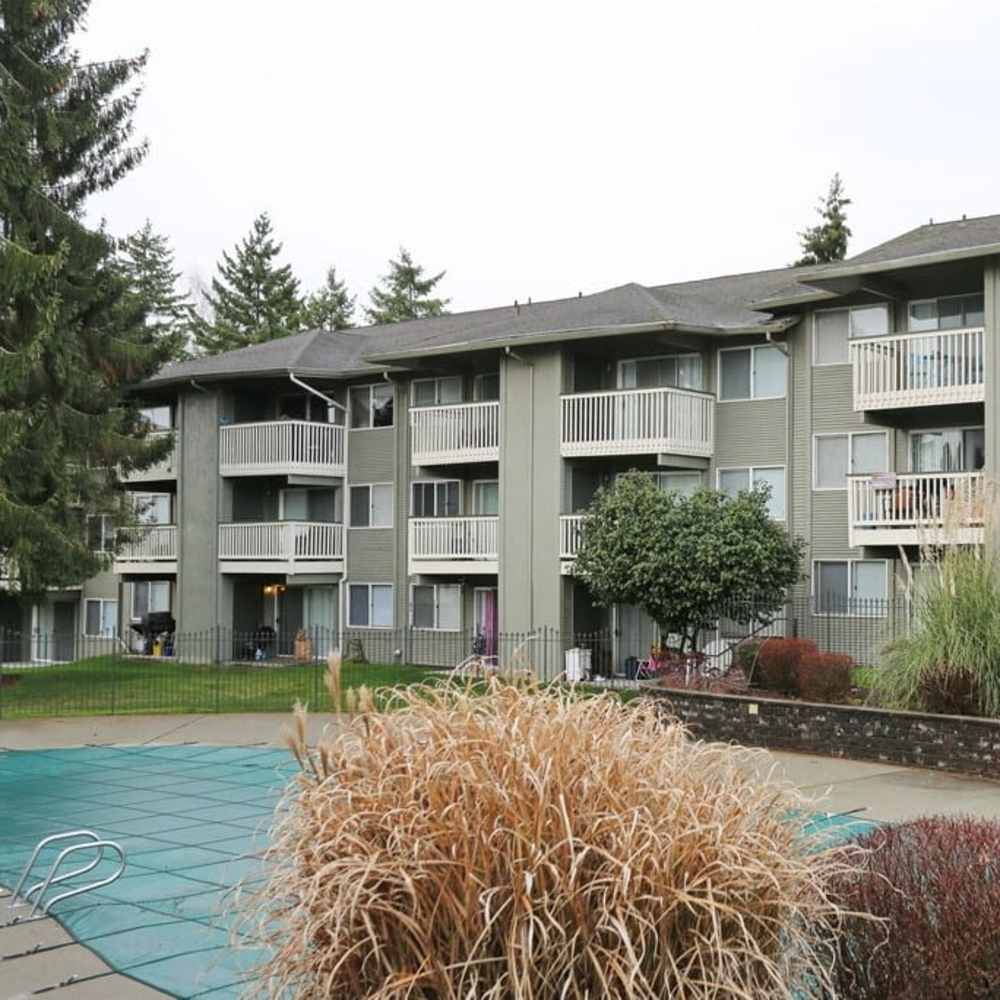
646;685;1000;779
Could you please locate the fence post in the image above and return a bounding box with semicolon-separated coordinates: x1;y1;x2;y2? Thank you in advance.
214;627;222;713
110;635;118;716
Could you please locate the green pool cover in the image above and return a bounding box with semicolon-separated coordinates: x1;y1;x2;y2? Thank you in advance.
0;743;875;999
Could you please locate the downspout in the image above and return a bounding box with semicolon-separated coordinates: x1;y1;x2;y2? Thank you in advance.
505;347;534;631
189;379;209;393
287;373;350;651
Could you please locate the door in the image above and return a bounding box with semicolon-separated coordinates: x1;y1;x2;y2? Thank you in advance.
53;602;76;662
474;588;498;657
277;587;304;654
302;586;338;656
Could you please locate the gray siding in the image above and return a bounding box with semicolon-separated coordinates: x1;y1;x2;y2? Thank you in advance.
348;530;395;584
713;398;787;467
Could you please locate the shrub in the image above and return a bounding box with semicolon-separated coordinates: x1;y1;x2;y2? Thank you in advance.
797;652;853;704
873;545;1000;717
249;678;857;999
755;637;818;695
734;639;762;673
830;816;1000;999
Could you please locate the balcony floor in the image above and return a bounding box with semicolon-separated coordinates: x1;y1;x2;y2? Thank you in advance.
408;558;498;575
220;558;345;575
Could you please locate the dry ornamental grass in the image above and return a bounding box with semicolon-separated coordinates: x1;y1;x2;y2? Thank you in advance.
245;664;858;999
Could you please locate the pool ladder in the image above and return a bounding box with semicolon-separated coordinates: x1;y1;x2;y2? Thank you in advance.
5;830;126;924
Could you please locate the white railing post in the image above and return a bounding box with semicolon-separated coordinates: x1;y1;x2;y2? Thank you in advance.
408;516;499;559
410;402;501;465
219;421;345;475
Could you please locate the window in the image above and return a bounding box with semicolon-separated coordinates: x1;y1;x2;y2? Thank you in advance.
908;293;984;332
87;515;115;553
139;405;172;431
654;471;702;497
474;373;500;401
348;583;393;627
277;393;336;423
813;432;888;490
412;480;460;517
619;354;704;391
84;599;118;637
349;383;394;428
280;487;339;522
411;583;461;630
910;427;985;473
814;305;891;366
132;581;170;620
412;377;462;408
814;560;888;616
717;466;786;520
718;345;786;401
133;493;171;525
473;480;499;515
349;484;393;528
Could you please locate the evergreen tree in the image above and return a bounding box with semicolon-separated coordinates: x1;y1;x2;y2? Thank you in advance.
119;220;191;360
365;247;449;325
795;173;852;266
0;0;174;593
302;266;355;331
193;212;302;355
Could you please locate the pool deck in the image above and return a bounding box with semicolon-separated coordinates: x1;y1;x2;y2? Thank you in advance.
2;714;999;998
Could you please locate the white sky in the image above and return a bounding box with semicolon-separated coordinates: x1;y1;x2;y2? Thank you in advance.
81;0;1000;315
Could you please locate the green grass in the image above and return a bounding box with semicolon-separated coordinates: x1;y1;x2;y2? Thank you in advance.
0;656;442;720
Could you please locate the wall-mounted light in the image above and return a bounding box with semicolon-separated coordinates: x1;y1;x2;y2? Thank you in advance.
263;584;286;598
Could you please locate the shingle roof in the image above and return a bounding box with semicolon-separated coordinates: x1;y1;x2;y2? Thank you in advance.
846;213;1000;266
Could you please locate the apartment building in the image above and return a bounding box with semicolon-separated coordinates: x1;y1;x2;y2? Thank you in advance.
13;213;1000;667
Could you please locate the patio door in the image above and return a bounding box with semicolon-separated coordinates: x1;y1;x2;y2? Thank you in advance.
53;602;77;662
474;588;498;656
303;586;338;654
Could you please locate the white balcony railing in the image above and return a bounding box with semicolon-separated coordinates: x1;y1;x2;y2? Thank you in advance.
123;430;177;481
410;401;500;465
218;521;344;562
219;421;345;477
561;387;714;458
409;517;499;561
850;327;985;411
848;471;985;547
115;525;177;562
560;515;585;558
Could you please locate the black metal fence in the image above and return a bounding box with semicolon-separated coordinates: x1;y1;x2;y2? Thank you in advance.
0;598;914;719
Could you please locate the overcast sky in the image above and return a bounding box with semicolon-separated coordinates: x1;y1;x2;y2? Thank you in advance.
80;0;1000;316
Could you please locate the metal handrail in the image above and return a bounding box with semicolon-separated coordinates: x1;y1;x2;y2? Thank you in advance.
28;840;126;918
9;830;102;908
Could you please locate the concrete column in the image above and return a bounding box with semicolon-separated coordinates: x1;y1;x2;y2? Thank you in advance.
984;260;1000;489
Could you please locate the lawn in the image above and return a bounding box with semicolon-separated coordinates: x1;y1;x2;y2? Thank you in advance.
0;656;443;719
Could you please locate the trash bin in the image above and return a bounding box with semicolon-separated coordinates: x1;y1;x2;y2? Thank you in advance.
564;647;592;682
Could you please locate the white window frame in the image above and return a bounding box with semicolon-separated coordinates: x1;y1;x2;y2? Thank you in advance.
717;344;787;402
349;383;394;430
83;598;118;638
715;465;787;520
347;582;394;628
617;353;704;391
349;483;393;529
907;292;985;333
653;471;703;496
472;478;500;515
812;304;892;367
411;376;463;407
139;405;173;431
87;515;115;553
409;582;462;631
473;372;500;401
411;479;461;518
131;580;171;621
908;424;986;473
812;559;890;618
132;492;172;525
812;431;890;492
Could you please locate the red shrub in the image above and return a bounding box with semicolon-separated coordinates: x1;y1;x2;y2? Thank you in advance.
754;638;817;695
796;652;853;704
830;816;1000;999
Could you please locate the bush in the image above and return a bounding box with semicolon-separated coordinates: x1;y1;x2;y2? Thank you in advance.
830;816;1000;999
734;639;762;673
755;638;818;695
250;678;856;999
797;652;853;704
873;546;1000;717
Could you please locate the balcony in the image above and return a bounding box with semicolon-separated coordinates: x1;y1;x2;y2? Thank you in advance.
560;387;714;458
218;521;344;574
850;328;985;411
559;515;585;574
408;516;498;574
123;431;177;482
410;401;500;466
219;421;345;478
113;525;178;574
848;472;985;548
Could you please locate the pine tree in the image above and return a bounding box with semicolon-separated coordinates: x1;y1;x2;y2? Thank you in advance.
192;213;303;355
0;0;175;594
119;220;191;360
365;247;449;325
302;266;355;331
795;174;852;266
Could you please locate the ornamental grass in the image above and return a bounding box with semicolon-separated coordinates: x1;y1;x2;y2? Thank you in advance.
246;661;859;999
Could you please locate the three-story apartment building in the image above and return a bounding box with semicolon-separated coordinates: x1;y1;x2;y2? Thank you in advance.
9;213;1000;667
